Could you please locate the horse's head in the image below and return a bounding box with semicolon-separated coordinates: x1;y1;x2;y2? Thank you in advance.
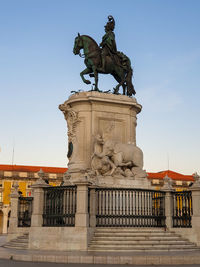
73;33;83;55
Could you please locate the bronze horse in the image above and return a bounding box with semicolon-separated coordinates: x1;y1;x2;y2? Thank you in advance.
73;34;135;96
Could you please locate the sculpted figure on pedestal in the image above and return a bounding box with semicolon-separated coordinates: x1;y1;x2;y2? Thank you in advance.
59;103;81;159
73;16;135;96
91;134;115;176
99;15;117;72
91;133;145;179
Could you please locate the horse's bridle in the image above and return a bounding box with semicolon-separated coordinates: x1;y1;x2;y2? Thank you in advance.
79;52;85;58
76;35;100;59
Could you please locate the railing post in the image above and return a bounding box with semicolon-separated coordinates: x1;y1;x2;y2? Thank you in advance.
75;180;91;227
191;173;200;245
162;175;174;229
89;187;96;227
8;182;20;236
2;208;9;234
30;170;50;227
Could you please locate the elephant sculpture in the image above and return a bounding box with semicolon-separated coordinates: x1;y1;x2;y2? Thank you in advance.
93;139;143;176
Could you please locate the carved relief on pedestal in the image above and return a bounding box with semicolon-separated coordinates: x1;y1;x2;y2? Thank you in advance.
91;123;146;179
59;103;81;160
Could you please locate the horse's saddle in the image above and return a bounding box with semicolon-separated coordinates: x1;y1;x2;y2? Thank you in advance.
107;51;130;70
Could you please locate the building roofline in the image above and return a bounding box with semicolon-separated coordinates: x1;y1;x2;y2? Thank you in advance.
0;165;195;181
0;164;67;174
147;170;194;181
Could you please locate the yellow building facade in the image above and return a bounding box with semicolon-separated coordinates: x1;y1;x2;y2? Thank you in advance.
0;164;66;234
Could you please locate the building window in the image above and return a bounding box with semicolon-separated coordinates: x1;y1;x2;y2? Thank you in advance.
152;179;160;185
4;171;12;177
19;172;27;178
49;173;57;179
0;192;3;202
176;181;182;186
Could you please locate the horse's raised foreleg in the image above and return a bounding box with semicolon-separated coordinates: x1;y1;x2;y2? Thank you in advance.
80;68;92;85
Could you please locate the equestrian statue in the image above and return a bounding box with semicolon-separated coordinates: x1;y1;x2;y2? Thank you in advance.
73;16;136;96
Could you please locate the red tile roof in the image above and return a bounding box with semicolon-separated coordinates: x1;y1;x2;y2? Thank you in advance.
0;165;194;182
147;170;194;181
0;164;67;174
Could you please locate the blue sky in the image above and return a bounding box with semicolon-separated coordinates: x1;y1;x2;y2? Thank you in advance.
0;0;200;174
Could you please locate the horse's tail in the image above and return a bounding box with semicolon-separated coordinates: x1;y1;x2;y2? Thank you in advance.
126;67;136;96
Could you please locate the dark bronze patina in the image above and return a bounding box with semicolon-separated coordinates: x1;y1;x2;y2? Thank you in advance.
73;16;136;96
67;142;73;158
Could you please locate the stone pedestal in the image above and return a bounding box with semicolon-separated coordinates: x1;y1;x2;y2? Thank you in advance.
60;92;141;172
59;92;150;188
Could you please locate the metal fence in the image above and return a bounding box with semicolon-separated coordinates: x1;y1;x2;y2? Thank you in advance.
172;191;192;228
92;188;166;227
43;186;77;227
18;197;33;227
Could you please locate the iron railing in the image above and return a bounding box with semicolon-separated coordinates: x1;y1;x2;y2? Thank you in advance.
43;186;76;227
18;197;33;227
172;191;192;228
92;188;166;227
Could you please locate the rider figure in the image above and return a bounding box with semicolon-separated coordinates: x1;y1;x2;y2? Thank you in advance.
99;16;117;72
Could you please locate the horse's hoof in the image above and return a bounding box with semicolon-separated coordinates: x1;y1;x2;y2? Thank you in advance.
85;80;91;84
113;88;119;95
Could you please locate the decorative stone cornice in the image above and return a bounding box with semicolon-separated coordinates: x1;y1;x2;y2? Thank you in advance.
73;171;93;186
66;91;142;114
59;103;81;143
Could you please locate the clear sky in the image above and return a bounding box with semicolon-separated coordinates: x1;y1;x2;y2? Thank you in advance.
0;0;200;174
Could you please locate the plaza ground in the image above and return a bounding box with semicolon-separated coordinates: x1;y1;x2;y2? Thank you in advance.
0;233;200;265
0;259;200;267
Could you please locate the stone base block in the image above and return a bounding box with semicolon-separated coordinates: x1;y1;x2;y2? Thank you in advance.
7;228;29;242
95;175;152;188
29;227;93;251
